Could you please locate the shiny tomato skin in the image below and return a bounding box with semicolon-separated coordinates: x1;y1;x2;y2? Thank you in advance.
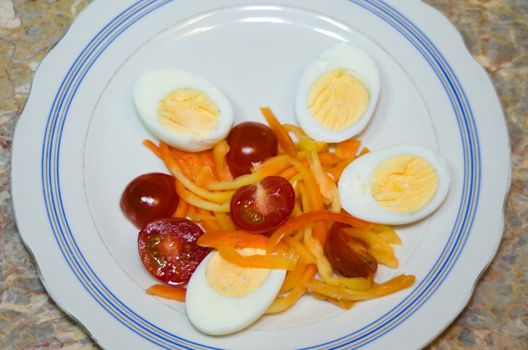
226;122;278;177
325;224;377;278
230;176;295;232
138;217;209;286
120;173;178;229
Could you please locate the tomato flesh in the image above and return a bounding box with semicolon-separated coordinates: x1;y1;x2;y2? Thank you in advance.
325;224;377;278
138;218;209;285
226;121;278;177
120;173;178;229
230;176;295;231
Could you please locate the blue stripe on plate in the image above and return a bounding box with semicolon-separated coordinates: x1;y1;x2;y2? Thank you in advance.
39;0;481;349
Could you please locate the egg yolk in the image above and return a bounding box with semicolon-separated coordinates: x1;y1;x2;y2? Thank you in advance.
158;88;219;137
371;155;438;214
307;68;370;131
206;248;270;298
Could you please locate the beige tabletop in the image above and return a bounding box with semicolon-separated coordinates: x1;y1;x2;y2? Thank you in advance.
0;0;526;349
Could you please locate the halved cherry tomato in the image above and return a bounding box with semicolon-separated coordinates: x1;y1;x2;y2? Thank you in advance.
226;122;278;177
138;218;209;285
230;176;295;231
120;173;178;229
325;223;377;278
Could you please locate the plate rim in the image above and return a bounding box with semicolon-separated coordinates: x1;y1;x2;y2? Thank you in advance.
11;0;511;349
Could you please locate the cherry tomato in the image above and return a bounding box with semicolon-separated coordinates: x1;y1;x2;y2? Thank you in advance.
138;217;209;286
226;121;278;177
120;173;178;229
324;224;377;278
230;176;295;231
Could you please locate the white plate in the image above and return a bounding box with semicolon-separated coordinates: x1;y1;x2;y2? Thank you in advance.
11;0;510;349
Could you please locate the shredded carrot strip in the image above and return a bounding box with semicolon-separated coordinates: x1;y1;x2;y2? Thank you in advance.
146;285;186;302
266;264;317;314
172;148;205;181
260;107;297;157
268;211;372;252
143;139;161;158
200;151;216;172
195;167;216;187
161;143;234;203
217;245;297;271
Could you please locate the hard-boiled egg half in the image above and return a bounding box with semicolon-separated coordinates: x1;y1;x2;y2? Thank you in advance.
185;248;286;335
133;69;234;152
338;145;450;225
295;44;380;142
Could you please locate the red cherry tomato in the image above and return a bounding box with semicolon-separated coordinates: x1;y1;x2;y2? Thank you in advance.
120;173;178;229
230;176;295;231
138;217;209;286
324;224;377;278
226;121;278;177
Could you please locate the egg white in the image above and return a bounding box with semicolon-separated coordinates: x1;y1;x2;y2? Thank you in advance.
338;144;450;225
133;69;234;152
295;43;381;142
185;251;286;336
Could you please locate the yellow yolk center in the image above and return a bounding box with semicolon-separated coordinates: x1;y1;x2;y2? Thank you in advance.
158;88;219;137
206;248;270;297
307;68;370;130
371;155;438;214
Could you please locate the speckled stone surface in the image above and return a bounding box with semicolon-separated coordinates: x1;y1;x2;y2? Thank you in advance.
0;0;526;349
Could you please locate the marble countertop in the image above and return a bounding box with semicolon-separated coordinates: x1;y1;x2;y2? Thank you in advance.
0;0;526;349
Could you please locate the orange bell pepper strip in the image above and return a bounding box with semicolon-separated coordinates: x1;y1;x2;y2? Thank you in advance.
318;152;339;166
198;230;270;250
266;264;317;314
336;139;361;159
146;285;186;302
280;261;306;294
260;107;297;158
268;211;373;252
173;199;189;218
327;157;356;182
217;245;297;271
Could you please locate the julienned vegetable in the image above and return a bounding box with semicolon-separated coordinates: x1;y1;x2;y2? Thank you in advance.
122;107;415;317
